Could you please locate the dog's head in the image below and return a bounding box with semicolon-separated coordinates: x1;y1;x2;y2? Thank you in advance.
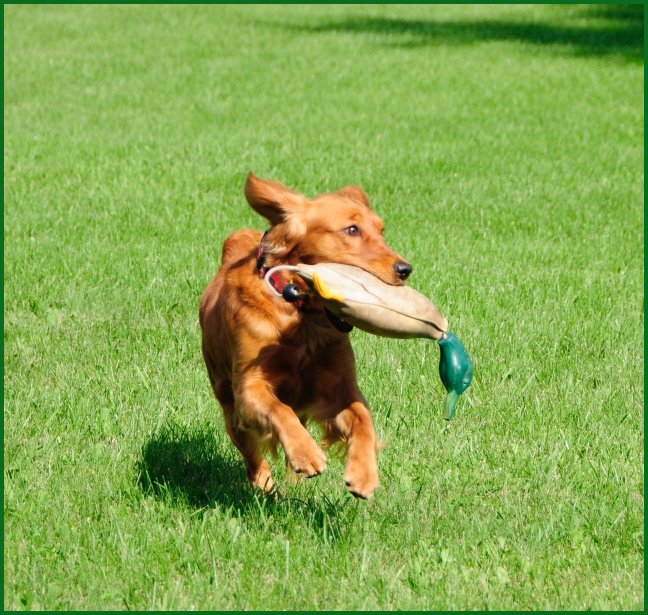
245;173;412;285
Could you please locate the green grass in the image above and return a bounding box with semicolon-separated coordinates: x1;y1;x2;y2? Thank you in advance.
4;3;644;610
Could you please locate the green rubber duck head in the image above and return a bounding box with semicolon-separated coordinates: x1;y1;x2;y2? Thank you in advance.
438;332;474;420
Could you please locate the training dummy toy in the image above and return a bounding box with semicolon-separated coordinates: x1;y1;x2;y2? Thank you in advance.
264;263;473;420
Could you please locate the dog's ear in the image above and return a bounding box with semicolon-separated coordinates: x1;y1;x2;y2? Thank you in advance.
337;185;371;208
245;172;307;225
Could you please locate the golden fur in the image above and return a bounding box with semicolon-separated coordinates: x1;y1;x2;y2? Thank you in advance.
199;173;412;498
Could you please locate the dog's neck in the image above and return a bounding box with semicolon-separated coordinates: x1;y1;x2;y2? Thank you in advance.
255;229;307;275
256;230;309;309
255;231;353;334
255;230;271;277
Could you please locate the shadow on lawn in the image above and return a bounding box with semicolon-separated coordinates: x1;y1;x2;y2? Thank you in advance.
283;4;643;62
137;423;251;510
137;422;354;540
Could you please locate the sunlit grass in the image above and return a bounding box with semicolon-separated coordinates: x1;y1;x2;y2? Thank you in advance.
4;4;643;610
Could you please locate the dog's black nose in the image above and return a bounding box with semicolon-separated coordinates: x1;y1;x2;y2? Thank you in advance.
395;262;413;280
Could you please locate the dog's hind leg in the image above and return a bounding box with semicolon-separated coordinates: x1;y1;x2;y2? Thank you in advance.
222;409;275;493
211;375;275;493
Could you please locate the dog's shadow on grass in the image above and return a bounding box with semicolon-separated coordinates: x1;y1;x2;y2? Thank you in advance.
137;423;355;540
137;422;254;511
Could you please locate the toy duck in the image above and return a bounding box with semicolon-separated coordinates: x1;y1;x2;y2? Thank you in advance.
264;263;473;420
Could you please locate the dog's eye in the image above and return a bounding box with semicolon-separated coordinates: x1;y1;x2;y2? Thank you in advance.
344;225;361;237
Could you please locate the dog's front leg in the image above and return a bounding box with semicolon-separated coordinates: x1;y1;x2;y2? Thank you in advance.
332;401;380;499
236;375;327;479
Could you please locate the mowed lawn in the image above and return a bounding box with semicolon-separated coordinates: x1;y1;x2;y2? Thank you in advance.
4;4;643;610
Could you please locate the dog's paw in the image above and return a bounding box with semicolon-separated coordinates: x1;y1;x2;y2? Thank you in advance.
344;463;379;499
249;461;275;493
286;438;327;478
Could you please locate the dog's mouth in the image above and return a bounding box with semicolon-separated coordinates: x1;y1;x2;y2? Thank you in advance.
265;263;449;341
332;263;406;287
324;308;354;333
290;255;406;287
322;261;404;286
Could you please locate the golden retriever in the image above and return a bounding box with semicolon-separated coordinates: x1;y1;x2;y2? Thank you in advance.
199;173;412;498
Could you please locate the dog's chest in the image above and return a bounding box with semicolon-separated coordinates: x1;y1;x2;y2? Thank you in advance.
271;330;343;411
273;343;323;408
